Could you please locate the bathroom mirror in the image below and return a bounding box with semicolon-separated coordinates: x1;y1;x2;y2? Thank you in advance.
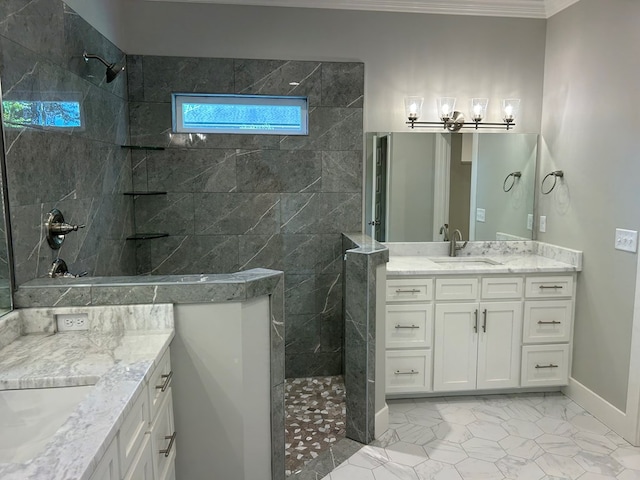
364;132;537;243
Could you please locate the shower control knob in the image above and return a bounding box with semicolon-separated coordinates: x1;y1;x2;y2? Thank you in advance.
49;222;86;235
45;209;85;249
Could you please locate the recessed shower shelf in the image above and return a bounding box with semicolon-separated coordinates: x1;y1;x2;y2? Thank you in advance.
123;191;167;196
126;233;169;241
121;145;165;151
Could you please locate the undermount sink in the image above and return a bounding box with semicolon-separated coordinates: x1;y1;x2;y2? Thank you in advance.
429;257;502;266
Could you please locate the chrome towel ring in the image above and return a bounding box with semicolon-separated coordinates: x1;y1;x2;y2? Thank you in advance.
503;171;522;192
541;170;564;194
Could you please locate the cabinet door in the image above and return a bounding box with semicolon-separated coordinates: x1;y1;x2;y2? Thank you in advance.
89;437;119;480
476;302;522;390
151;389;177;480
123;434;154;480
433;303;478;391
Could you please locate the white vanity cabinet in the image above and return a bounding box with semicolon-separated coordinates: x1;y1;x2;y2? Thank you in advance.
90;347;176;480
433;277;522;392
385;272;576;396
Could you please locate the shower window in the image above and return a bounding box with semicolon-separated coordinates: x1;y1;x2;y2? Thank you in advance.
2;99;83;129
172;93;308;135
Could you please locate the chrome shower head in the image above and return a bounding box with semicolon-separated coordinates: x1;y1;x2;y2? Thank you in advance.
83;51;125;83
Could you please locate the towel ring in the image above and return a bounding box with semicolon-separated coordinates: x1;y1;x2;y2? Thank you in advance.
541;170;564;194
503;171;522;192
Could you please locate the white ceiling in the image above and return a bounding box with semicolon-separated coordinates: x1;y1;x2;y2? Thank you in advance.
142;0;580;18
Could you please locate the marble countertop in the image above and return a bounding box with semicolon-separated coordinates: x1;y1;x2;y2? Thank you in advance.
0;306;174;480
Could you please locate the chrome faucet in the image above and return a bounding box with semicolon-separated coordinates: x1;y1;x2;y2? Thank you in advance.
439;223;450;241
449;229;468;257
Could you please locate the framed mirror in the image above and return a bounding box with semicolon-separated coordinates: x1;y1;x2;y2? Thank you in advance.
364;132;538;243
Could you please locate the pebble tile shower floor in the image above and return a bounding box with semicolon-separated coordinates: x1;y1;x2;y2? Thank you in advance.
285;376;346;475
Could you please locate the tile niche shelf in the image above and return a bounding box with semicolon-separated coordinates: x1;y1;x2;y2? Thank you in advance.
121;144;168;241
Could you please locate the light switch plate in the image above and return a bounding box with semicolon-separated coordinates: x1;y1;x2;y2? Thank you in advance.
539;216;547;233
615;228;638;253
527;214;533;231
476;208;486;223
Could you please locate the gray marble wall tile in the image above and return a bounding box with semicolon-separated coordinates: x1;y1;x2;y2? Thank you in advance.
126;55;145;102
236;149;321;193
321;63;365;108
194;193;281;235
238;234;283;271
234;59;322;106
281;234;342;274
322;150;363;193
280;193;361;234
279;107;363;151
134;193;195;236
285;352;343;378
13;285;92;308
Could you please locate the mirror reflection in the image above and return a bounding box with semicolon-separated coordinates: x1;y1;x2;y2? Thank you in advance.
365;132;537;243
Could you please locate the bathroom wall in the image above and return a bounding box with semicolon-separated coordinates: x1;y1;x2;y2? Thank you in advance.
539;0;640;411
0;0;135;286
127;55;363;377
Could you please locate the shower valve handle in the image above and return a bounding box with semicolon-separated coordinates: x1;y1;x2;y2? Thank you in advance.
49;222;86;235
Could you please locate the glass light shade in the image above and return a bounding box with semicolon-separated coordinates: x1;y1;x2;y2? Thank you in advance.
404;96;424;121
437;97;456;121
470;98;489;122
502;98;520;122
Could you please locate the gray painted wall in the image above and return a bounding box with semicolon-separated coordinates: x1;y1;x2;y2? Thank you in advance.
539;0;640;410
0;0;135;286
119;1;547;134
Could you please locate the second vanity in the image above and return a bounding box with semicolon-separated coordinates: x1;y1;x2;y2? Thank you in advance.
384;241;582;397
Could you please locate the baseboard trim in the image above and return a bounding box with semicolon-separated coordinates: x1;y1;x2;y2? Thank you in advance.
563;377;631;442
375;403;389;439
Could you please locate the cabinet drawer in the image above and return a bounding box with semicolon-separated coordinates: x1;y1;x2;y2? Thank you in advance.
523;300;573;343
435;278;478;301
386;304;433;349
149;348;172;422
89;436;119;480
525;276;573;298
387;278;433;302
123;434;153;480
386;350;432;394
119;388;150;476
151;388;176;480
521;345;569;387
482;277;523;299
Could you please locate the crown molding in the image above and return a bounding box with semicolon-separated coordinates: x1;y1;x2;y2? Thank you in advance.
144;0;582;18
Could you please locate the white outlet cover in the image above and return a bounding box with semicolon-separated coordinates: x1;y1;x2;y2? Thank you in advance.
539;215;547;233
476;208;486;223
56;313;89;331
527;214;533;231
615;228;638;253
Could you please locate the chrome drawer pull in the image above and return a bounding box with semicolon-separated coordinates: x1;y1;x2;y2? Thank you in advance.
159;431;177;457
396;288;421;294
395;324;420;329
537;320;562;325
535;364;559;369
539;285;563;289
394;370;419;375
156;370;173;392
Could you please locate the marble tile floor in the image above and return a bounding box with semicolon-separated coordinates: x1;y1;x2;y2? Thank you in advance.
285;376;347;476
320;392;640;480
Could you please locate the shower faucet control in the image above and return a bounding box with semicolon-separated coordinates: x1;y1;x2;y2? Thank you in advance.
45;209;85;249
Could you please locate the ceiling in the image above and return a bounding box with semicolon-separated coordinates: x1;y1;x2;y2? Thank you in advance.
143;0;580;18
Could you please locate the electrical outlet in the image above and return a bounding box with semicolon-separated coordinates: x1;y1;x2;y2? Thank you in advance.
615;228;638;253
56;313;88;332
527;214;533;231
539;216;547;233
476;208;486;223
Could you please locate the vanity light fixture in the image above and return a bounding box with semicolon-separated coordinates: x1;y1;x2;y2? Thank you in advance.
405;96;519;131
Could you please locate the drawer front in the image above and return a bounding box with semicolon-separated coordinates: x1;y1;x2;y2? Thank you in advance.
119;388;150;476
89;436;119;480
123;434;153;480
149;348;172;422
525;276;574;298
521;345;569;387
523;300;573;343
151;388;176;480
386;304;433;349
482;277;524;299
387;278;433;302
435;278;478;301
386;350;432;394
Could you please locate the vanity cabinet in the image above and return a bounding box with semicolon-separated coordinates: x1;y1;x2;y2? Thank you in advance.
90;347;176;480
385;273;576;396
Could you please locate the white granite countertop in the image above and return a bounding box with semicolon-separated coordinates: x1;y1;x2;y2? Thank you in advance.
385;241;582;276
0;305;174;480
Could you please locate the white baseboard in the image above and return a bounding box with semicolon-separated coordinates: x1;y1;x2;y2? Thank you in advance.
563;377;632;443
375;403;389;439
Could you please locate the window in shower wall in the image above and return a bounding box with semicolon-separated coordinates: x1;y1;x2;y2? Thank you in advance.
2;99;83;129
172;93;308;135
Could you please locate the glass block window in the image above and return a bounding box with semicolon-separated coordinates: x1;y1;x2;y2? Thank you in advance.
172;93;308;135
2;100;83;129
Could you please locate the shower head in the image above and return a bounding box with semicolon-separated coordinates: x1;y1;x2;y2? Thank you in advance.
83;51;125;83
